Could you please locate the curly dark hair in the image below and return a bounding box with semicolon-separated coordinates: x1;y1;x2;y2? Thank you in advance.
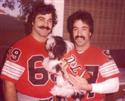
67;10;94;42
26;2;57;34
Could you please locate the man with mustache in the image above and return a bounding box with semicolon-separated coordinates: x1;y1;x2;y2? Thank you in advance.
0;2;57;101
63;10;120;101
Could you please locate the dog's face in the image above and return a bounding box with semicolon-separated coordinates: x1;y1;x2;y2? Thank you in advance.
45;36;67;60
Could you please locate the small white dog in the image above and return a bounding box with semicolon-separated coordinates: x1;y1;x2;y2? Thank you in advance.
43;35;78;97
43;35;86;101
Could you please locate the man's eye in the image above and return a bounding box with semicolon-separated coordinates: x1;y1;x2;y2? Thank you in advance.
82;28;88;31
48;19;52;23
73;28;77;31
39;18;44;21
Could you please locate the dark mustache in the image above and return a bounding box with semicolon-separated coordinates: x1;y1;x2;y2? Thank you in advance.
75;36;85;40
39;26;50;30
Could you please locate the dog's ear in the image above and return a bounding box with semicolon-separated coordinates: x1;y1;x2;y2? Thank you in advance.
46;36;55;51
53;44;66;60
65;40;74;53
52;36;67;60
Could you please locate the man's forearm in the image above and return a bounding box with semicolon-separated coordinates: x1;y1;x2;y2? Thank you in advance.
3;80;17;101
91;77;119;94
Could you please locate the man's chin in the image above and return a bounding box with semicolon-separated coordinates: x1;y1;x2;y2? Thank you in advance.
39;31;51;36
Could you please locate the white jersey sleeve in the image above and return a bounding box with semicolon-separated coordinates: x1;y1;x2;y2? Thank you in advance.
91;77;119;93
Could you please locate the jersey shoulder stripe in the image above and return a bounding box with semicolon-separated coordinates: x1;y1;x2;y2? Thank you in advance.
1;60;25;80
99;60;120;77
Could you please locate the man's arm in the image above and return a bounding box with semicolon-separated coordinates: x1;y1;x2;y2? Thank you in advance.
3;80;17;101
66;75;119;94
91;77;119;93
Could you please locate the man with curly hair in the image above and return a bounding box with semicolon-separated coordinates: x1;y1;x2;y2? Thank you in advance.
0;2;57;101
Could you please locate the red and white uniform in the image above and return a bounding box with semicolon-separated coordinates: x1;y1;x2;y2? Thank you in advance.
0;35;55;99
64;45;120;101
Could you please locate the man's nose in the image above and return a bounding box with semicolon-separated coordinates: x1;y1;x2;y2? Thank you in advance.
43;20;49;27
77;29;82;36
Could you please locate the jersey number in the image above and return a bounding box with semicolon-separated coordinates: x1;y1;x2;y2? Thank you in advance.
28;55;49;85
86;65;99;98
9;48;21;62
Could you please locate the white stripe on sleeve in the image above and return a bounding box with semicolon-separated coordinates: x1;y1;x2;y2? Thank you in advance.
1;60;25;80
99;60;120;78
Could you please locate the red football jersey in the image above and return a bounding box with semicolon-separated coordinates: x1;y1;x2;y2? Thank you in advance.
63;46;120;101
0;35;55;98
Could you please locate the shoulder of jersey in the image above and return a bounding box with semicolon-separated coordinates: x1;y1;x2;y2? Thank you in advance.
12;35;31;47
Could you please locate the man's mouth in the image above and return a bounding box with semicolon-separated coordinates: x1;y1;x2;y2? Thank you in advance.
39;26;50;30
